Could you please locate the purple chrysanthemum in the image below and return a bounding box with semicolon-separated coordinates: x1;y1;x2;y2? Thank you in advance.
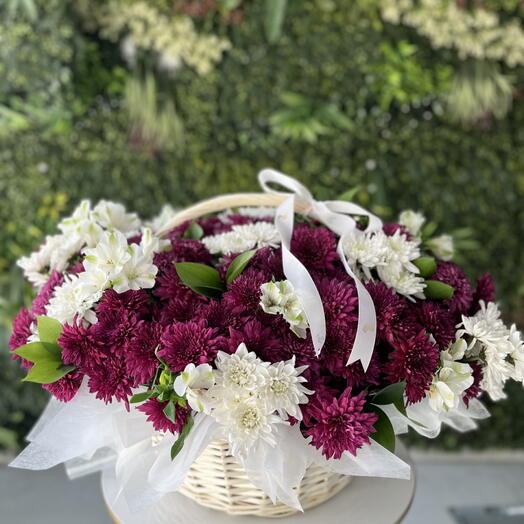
125;321;162;384
222;268;267;315
97;289;151;318
153;264;194;302
227;320;283;362
316;276;359;324
250;247;285;281
158;320;225;372
385;330;439;404
156;295;207;325
470;273;496;314
59;321;106;371
43;370;83;402
366;282;418;345
412;302;456;349
32;270;64;315
304;389;377;459
154;238;212;270
464;361;483;406
9;308;34;369
291;225;339;272
87;354;134;405
383;222;411;239
197;300;245;334
90;307;140;349
433;262;473;316
320;325;356;379
137;399;191;434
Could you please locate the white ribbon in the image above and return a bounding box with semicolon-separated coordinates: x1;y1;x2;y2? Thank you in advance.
258;168;382;370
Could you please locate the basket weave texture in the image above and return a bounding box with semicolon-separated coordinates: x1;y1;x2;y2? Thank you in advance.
180;440;351;518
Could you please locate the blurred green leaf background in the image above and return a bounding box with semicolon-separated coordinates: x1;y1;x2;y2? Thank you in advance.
0;0;523;452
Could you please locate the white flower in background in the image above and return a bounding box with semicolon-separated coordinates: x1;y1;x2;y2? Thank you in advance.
264;357;312;420
174;363;215;412
426;234;454;261
214;343;268;396
146;204;177;234
58;200;104;248
45;274;103;325
377;262;426;298
383;229;421;273
217;398;281;456
428;339;474;412
91;200;141;237
202;222;280;255
260;280;309;338
342;230;389;279
83;230;131;279
399;210;426;237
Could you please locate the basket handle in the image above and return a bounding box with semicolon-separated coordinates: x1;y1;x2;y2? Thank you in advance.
157;192;311;236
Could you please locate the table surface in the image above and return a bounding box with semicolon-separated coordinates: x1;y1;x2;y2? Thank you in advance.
102;443;415;524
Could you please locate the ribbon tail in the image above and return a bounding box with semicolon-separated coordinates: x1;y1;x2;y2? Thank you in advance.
337;238;377;371
276;196;326;354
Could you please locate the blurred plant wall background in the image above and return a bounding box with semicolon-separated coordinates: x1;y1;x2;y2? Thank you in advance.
1;0;523;452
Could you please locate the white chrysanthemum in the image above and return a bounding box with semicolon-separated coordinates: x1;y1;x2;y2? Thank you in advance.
342;230;389;279
202;222;280;255
264;357;313;420
426;234;454;261
260;280;309;338
457;301;508;350
383;229;421;273
377;262;426;298
83;230;131;280
458;301;522;400
428;339;474;412
45;274;103;325
399;210;426;236
214;343;268;396
174;363;215;413
91;200;141;237
216;398;281;456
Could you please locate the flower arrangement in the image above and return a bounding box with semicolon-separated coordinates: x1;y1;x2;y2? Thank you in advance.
9;170;523;513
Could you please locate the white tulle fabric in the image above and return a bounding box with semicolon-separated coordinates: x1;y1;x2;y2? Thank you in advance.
10;378;415;513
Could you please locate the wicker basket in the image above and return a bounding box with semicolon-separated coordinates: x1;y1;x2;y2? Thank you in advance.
159;192;351;517
179;440;351;518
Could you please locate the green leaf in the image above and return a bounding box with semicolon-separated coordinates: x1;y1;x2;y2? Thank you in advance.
421;221;438;239
373;381;406;416
369;405;396;453
129;391;154;404
226;249;257;284
183;222;204;240
37;316;62;344
163;401;177;423
175;262;225;299
338;186;362;202
424;280;454;300
13;341;62;363
22;362;75;384
412;257;437;278
264;0;288;43
170;416;194;460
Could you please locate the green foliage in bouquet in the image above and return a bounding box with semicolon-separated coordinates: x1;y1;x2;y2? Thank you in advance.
0;0;523;452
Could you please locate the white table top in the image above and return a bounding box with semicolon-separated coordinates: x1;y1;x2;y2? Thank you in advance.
102;443;415;524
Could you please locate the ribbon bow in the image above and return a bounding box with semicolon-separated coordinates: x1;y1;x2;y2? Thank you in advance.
258;168;382;371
